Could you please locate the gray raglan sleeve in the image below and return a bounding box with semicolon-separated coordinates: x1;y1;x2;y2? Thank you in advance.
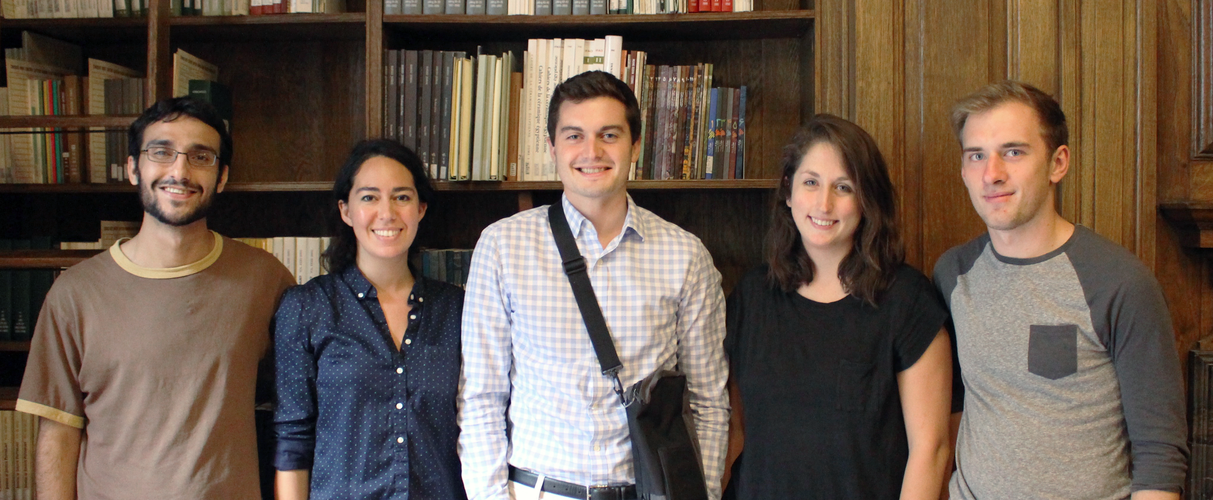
1079;252;1189;493
932;247;966;414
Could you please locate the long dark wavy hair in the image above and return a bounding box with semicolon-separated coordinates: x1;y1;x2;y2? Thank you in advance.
766;114;904;306
323;139;434;274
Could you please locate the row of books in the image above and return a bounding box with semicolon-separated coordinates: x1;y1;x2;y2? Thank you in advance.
0;0;343;17
383;0;748;15
234;237;332;286
0;411;38;500
418;248;472;288
380;36;747;182
0;239;55;343
0;33;224;185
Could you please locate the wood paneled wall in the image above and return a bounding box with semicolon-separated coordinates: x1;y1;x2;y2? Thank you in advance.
814;0;1210;363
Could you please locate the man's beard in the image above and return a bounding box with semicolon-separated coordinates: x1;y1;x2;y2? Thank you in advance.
135;166;216;227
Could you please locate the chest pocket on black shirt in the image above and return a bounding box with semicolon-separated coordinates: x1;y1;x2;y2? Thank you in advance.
1028;324;1078;380
836;359;876;412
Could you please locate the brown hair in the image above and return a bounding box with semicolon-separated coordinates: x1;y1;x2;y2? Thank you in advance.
950;80;1068;153
547;70;641;144
766;114;904;306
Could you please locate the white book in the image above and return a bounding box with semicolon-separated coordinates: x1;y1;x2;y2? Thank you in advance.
271;237;285;268
20;32;82;75
457;57;474;182
531;40;547;182
541;38;557;180
604;35;623;79
172;49;219;98
561;38;577;83
7;59;71;184
0;88;10;184
572;38;586;76
282;237;297;282
471;54;492;181
1;411;11;499
3;0;20;18
449;58;463;181
522;40;537;181
98;0;112;16
489;56;505;181
304;237;320;284
86;58;139;183
584;38;605;74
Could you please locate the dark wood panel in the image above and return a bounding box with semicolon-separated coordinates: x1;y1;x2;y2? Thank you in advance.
0;115;137;129
173;39;366;183
1197;0;1213;158
917;0;993;273
1158;0;1193;201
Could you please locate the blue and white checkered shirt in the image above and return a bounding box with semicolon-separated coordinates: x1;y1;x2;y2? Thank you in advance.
458;194;729;500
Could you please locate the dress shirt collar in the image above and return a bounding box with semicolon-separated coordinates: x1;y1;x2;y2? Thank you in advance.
339;264;426;306
560;193;646;244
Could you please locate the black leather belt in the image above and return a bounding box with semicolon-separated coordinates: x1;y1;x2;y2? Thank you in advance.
508;465;638;500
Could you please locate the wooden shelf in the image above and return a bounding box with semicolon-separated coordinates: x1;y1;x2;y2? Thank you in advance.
0;387;17;411
0;342;31;352
0;179;775;193
1160;202;1213;248
384;10;814;41
0;250;102;269
170;13;367;40
0;115;139;130
0;17;148;44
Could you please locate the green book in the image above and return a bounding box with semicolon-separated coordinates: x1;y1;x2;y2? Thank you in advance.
188;80;233;127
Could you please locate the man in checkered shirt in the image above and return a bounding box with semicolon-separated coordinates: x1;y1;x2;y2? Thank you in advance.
457;70;729;500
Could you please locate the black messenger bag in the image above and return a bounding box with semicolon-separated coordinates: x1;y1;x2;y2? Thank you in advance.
548;203;709;500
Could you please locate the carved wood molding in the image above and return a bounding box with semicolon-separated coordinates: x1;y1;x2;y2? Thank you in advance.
1197;0;1213;158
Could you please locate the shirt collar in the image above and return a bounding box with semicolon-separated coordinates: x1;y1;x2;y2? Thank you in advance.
560;193;646;243
340;264;427;305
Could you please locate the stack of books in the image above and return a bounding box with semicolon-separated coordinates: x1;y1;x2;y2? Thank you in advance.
172;0;346;15
0;411;38;500
417;248;473;288
0;238;56;343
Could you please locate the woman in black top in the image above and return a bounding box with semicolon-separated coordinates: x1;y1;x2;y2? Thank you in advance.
723;115;953;499
273;139;467;500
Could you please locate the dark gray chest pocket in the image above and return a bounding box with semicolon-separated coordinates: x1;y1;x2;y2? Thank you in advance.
1028;324;1078;380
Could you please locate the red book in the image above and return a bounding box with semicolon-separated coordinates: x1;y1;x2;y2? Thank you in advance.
688;0;697;13
720;0;729;11
710;0;720;12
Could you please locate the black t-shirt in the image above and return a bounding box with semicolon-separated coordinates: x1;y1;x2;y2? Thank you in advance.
724;264;948;500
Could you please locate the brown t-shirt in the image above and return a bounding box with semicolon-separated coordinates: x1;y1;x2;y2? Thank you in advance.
16;233;295;500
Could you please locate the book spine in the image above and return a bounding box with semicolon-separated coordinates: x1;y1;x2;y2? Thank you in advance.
506;70;522;180
439;51;455;181
570;0;585;14
418;50;433;178
0;240;11;341
704;87;717;179
428;50;443;179
443;0;462;14
728;87;739;179
484;0;503;14
383;0;400;14
532;0;548;15
10;240;31;341
465;0;483;14
385;50;398;141
736;85;746;179
422;0;441;14
402;0;420;14
720;0;728;12
404;51;418;149
551;0;567;14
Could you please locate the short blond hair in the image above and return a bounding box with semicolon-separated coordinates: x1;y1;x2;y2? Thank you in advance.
950;80;1068;153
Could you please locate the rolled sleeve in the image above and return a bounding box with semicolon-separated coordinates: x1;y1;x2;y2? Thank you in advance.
272;286;319;471
675;245;729;500
458;229;513;500
18;281;86;429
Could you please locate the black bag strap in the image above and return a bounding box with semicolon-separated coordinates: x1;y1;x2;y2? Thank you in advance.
548;202;626;401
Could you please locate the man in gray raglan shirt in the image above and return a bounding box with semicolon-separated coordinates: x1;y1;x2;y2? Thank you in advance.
933;80;1188;499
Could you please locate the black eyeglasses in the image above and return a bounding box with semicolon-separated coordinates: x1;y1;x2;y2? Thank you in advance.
142;146;219;167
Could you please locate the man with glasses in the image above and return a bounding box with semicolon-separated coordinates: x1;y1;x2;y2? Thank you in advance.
16;97;295;499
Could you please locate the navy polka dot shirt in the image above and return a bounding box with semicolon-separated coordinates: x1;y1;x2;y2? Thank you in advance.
273;265;467;500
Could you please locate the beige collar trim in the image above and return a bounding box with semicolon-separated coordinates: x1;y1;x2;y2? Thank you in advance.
109;231;223;279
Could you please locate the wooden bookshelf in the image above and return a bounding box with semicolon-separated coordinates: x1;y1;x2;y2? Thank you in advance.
383;10;814;41
0;250;102;269
0;342;31;352
0;114;139;129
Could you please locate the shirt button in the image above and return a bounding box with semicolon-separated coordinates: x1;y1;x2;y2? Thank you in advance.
397;437;404;444
594;445;602;451
396;367;403;374
357;292;364;298
419;297;424;303
404;339;412;345
409;314;416;320
396;403;403;409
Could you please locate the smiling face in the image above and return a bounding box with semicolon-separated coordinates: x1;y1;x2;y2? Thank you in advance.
960;101;1069;236
127;117;227;228
339;156;428;266
786;141;861;262
549;96;640;209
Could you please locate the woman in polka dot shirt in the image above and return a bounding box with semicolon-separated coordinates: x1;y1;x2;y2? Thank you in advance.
272;139;468;500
